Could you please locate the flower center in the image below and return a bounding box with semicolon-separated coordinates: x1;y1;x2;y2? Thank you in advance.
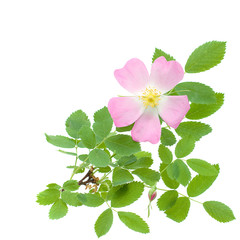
139;87;161;108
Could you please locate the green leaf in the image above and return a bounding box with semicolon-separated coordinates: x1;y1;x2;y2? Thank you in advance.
36;189;60;205
175;82;216;104
134;151;151;159
132;168;160;186
165;197;190;222
46;183;61;190
175;137;195;158
187;164;219;197
152;48;175;62
98;166;111;173
45;134;76;148
203;201;235;223
111;182;144;208
65;110;90;139
185;41;226;73
49;199;68;220
77;193;104;207
157;190;178;211
187;159;218;176
125;157;153;169
58;149;77;156
167;159;191;186
116;123;134;132
160;163;179;189
160;128;176;146
118;211;149;234
79;126;96;149
186;93;224;120
112;167;134;186
158;144;173;164
95;209;113;238
61;191;82;207
105;134;141;156
93;107;113;141
175;121;212;141
89;149;111;167
63;180;79;191
117;155;137;166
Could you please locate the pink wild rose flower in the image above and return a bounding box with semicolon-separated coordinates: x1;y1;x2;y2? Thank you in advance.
108;57;190;144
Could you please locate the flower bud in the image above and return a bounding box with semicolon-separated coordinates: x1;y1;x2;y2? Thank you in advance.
148;189;157;202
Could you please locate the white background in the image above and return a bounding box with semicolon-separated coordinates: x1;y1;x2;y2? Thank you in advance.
0;0;239;239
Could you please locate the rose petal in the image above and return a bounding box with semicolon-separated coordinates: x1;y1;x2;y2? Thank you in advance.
108;97;144;127
157;95;190;129
131;108;161;144
114;58;149;94
149;56;184;93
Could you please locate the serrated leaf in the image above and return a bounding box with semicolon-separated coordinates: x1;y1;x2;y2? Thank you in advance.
132;168;160;186
174;82;216;104
187;159;218;176
49;199;68;220
112;167;134;186
47;183;61;190
185;41;226;73
111;182;144;208
45;134;76;148
157;190;178;211
175;137;195;158
98;166;111;173
175;121;212;141
158;144;173;164
187;164;219;197
167;159;191;186
77;193;104;207
117;155;137;166
134;151;152;159
61;191;82;207
79;126;96;149
36;189;60;205
65;110;90;139
105;134;141;156
160;163;179;189
93;107;113;141
125;157;153;169
165;197;190;222
203;201;235;223
116;123;134;132
63;180;79;191
118;212;149;233
94;209;113;238
89;149;111;167
186;93;224;120
152;48;175;62
160;128;176;146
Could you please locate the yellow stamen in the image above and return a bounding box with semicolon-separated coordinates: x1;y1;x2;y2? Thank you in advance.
139;87;161;108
